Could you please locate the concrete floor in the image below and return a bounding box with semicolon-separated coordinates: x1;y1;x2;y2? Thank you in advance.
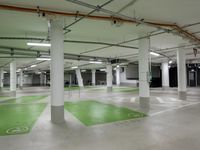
0;86;200;150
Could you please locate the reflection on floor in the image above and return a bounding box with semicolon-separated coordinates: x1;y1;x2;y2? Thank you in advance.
0;86;200;150
64;100;146;126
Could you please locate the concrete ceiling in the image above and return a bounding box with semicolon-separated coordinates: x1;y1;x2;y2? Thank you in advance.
0;0;200;71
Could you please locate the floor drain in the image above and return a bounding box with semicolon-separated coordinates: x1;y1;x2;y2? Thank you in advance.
6;126;29;135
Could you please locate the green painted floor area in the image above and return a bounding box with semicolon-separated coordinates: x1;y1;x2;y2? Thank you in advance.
65;86;80;91
64;101;146;126
0;96;10;101
1;95;47;104
64;86;95;91
0;103;47;136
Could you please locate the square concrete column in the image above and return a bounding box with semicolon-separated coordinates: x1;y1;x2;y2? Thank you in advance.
177;45;187;100
162;62;169;88
139;34;150;108
10;61;16;97
0;68;4;90
116;66;121;86
44;74;47;86
92;69;96;86
106;63;113;92
40;73;43;86
49;18;65;124
75;69;84;88
19;70;23;89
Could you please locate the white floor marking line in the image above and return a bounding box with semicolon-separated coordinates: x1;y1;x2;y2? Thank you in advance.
156;97;165;103
170;97;181;102
149;101;200;117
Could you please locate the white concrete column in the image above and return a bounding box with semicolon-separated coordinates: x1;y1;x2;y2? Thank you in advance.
19;70;23;89
50;18;65;124
40;73;43;86
44;74;47;86
0;68;4;90
106;63;113;92
162;62;169;88
116;66;120;86
92;69;96;86
10;61;16;97
75;69;84;88
177;46;187;100
139;34;150;108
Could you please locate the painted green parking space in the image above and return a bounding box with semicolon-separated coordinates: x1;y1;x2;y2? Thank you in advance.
65;86;80;91
0;103;47;136
1;95;47;104
0;96;10;102
64;86;95;91
64;101;146;126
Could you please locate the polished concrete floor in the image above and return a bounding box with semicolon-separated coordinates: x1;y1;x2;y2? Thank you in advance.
0;86;200;150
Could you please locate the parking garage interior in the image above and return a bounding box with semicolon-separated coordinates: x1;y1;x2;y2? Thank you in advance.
0;0;200;150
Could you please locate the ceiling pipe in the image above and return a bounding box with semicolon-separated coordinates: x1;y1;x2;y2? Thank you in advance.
80;22;200;54
0;4;199;43
65;0;200;43
0;37;138;49
115;0;138;14
0;45;127;62
63;0;114;30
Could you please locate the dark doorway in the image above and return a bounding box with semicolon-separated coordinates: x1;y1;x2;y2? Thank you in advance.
169;67;178;87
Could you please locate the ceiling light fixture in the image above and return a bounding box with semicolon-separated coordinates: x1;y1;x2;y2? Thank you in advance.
100;68;106;71
150;52;160;57
169;60;173;64
71;66;78;69
81;70;86;72
27;42;51;47
89;61;102;64
30;64;37;68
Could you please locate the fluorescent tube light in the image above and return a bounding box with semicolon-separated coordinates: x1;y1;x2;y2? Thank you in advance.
89;61;102;64
150;52;160;56
100;69;106;71
36;58;51;61
71;66;78;69
81;70;86;72
30;64;37;68
27;42;51;47
169;60;173;64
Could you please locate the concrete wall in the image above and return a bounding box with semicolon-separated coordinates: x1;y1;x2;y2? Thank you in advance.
120;67;138;86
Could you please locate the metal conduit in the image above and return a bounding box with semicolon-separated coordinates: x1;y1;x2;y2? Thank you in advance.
63;0;114;30
0;37;138;49
0;4;199;43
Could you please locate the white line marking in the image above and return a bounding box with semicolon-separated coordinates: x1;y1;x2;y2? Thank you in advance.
156;97;165;103
150;101;200;117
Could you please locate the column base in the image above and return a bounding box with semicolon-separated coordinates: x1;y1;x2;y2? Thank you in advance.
19;86;23;90
162;86;169;90
139;97;150;108
107;87;113;92
79;86;84;90
10;91;16;97
51;105;65;124
178;91;187;100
